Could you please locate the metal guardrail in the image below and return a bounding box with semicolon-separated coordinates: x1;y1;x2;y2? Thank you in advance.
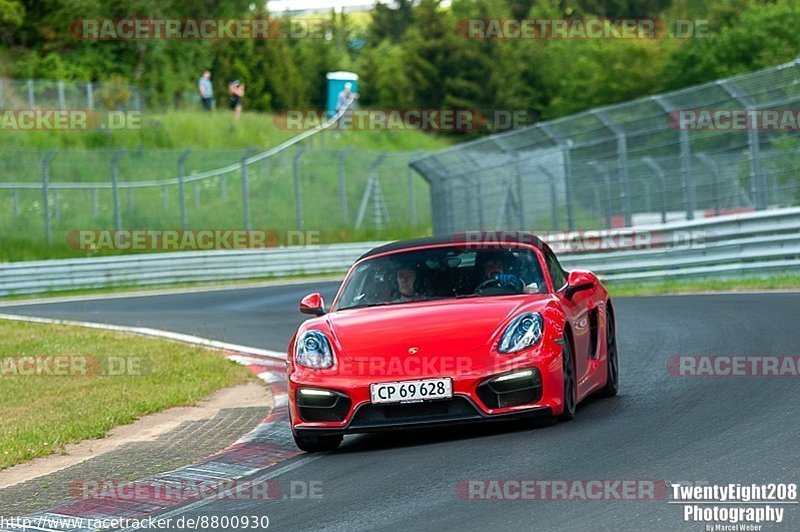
1;209;799;297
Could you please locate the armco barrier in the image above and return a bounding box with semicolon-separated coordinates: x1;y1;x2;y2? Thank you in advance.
1;209;799;297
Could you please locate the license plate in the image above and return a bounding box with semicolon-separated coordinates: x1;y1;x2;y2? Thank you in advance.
370;378;453;404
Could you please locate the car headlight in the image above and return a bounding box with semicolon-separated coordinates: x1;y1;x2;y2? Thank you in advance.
498;312;544;353
295;331;335;369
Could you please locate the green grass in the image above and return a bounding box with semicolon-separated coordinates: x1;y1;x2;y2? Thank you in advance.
0;319;255;471
0;110;454;151
606;274;800;297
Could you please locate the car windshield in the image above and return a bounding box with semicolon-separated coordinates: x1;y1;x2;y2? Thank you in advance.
334;245;547;310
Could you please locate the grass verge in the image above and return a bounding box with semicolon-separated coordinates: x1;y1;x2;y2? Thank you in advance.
0;319;255;471
606;274;800;297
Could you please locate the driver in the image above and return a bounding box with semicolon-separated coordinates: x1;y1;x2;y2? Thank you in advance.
390;257;428;302
476;250;524;293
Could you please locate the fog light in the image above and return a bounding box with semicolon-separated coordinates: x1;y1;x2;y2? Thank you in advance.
477;368;542;408
296;388;352;422
493;369;534;383
298;388;335;397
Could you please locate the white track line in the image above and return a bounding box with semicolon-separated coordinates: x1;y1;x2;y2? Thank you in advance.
0;313;285;359
0;275;341;307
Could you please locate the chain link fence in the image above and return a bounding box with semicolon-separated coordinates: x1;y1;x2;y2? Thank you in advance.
0;139;431;248
410;58;800;235
0;78;145;111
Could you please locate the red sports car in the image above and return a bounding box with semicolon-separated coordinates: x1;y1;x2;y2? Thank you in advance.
287;232;618;452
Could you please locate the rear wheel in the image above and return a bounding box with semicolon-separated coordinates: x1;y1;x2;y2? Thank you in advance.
600;309;619;397
292;432;342;453
559;336;577;421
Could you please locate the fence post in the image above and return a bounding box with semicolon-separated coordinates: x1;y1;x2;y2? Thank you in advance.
241;148;254;231
594;111;632;226
27;79;35;109
563;140;575;230
355;153;388;230
680;130;695;220
86;83;94;110
338;147;351;224
462;153;484;229
539;125;575;230
407;153;418;228
41;149;57;244
642;157;667;224
514;153;525;228
111;149;124;230
538;164;559;231
293;148;304;231
178;149;191;229
57;81;66;110
696;154;721;216
591;182;601;221
718;80;766;210
640;179;652;212
133;87;142;112
653;95;694;220
370;153;388;231
588;161;612;229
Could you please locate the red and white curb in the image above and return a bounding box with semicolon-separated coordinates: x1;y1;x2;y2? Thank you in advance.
0;314;301;532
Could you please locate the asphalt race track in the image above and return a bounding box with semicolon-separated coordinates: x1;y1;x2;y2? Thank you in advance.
2;286;799;531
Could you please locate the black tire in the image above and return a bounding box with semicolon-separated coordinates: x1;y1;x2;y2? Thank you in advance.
292;432;342;453
559;335;577;421
600;309;619;397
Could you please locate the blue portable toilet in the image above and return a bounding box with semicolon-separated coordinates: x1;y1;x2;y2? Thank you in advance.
326;71;359;118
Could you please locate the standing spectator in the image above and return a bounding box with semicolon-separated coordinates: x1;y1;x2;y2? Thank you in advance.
335;82;358;131
228;80;245;121
198;70;213;112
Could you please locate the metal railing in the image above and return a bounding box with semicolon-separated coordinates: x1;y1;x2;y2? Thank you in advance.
410;57;800;235
2;208;799;297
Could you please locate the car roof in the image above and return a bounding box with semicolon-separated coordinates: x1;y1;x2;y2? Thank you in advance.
358;232;553;261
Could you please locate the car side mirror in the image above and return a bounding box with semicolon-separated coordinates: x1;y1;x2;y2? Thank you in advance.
564;270;595;300
300;293;326;316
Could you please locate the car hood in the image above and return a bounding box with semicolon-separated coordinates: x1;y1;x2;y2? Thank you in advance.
326;296;548;360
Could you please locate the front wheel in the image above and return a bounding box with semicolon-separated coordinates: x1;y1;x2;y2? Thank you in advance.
559;336;577;421
292;432;342;453
599;309;619;397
